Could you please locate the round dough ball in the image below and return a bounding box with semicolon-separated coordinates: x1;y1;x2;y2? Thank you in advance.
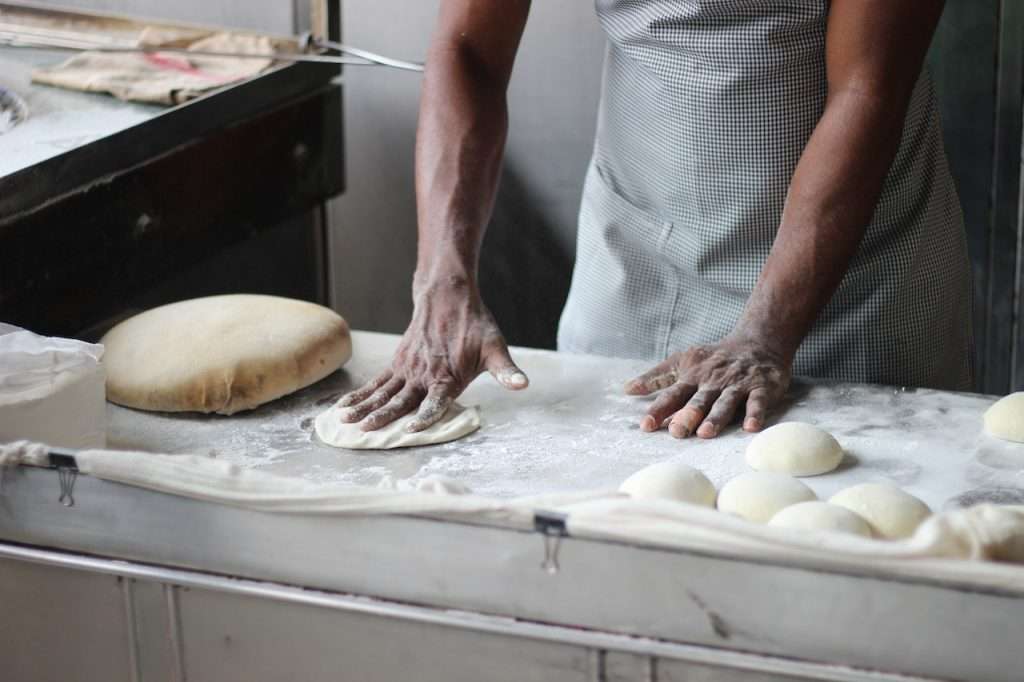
768;501;872;537
102;295;351;415
717;472;817;523
745;422;843;477
829;483;931;540
984;392;1024;443
619;461;717;507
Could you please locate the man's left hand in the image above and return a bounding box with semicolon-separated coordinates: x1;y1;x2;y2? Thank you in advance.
624;338;792;439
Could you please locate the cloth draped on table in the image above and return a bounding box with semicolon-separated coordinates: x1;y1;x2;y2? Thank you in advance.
2;441;1023;591
557;0;973;390
31;28;275;105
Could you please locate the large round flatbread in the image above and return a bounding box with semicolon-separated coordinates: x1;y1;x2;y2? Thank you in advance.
102;295;351;415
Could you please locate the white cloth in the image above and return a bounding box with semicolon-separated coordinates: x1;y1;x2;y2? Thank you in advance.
32;30;275;106
1;441;1023;589
0;325;105;448
560;497;1024;589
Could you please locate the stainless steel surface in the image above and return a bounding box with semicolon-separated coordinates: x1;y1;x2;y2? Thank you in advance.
0;556;132;682
0;463;1021;681
0;544;944;682
0;44;161;178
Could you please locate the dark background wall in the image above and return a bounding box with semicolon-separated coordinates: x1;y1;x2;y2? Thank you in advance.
929;2;1024;393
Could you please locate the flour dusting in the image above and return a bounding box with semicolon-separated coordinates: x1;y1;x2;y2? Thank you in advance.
107;332;1019;508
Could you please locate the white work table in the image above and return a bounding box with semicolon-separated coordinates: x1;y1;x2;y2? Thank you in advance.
4;331;1024;682
109;330;1023;510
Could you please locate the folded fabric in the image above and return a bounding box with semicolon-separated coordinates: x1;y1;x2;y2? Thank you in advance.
31;28;275;105
1;440;1023;591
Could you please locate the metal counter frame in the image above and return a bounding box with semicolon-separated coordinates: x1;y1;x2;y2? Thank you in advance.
1;466;1021;682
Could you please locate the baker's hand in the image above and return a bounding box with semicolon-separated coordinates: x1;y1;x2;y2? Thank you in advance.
338;279;528;432
624;337;791;439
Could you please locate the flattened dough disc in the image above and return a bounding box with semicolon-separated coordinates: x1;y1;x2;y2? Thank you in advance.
315;401;481;450
102;295;351;415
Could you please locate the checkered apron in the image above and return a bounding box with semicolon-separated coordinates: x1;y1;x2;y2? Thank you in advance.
557;0;974;390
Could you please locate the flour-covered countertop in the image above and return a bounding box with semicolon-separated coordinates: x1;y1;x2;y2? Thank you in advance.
107;331;1024;510
0;46;161;177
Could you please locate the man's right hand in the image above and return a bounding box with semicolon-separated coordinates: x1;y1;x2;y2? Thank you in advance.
338;1;533;433
337;277;528;433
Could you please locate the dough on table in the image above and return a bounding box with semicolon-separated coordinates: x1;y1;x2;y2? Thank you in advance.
717;471;817;523
102;295;351;415
769;501;872;538
746;422;843;477
315;402;480;450
984;393;1024;443
619;461;717;507
829;483;931;540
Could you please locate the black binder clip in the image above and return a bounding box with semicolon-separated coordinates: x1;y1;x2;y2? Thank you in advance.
49;453;79;508
534;511;569;575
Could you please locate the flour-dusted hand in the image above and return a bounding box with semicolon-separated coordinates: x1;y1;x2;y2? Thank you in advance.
339;0;533;431
624;337;791;439
338;279;528;433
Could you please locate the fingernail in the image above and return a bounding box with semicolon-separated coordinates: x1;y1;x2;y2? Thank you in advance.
698;423;716;438
640;416;656;432
743;418;760;432
500;370;528;388
669;422;689;439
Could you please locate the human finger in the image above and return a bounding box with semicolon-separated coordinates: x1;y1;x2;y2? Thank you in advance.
696;387;744;439
341;375;404;422
361;385;425;431
668;388;720;439
405;383;458;433
484;344;529;390
624;359;678;396
743;387;771;432
640;383;697;432
338;370;393;407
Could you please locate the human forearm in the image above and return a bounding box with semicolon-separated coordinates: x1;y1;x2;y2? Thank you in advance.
414;50;507;289
337;1;531;433
626;0;945;439
732;89;908;359
733;0;944;360
413;1;529;291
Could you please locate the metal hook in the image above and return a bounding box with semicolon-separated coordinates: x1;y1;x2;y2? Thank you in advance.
57;466;77;507
534;511;569;575
50;453;79;508
541;533;562;574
